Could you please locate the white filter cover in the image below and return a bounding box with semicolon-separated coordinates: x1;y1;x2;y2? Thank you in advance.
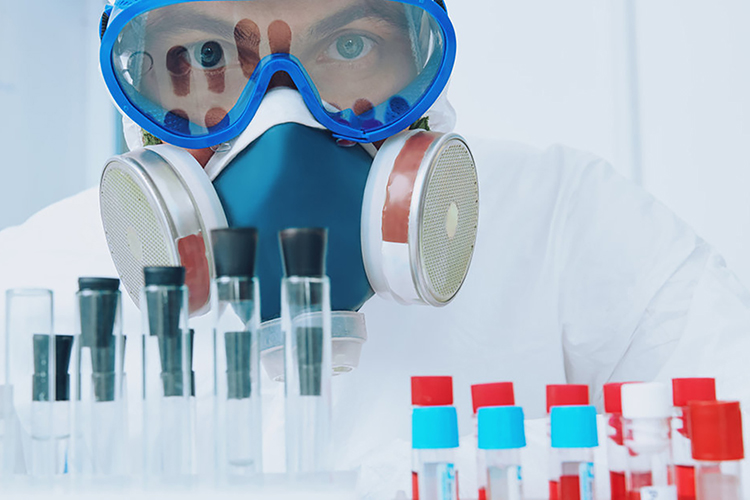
621;382;672;419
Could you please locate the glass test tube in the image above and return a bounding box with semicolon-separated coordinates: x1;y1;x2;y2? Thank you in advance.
412;406;460;500
621;382;677;499
546;384;590;500
472;382;515;500
5;289;70;477
671;378;716;500
550;405;597;500
211;228;262;477
72;278;127;477
603;382;637;500
280;228;332;474
688;401;744;500
141;267;195;479
477;406;525;500
411;376;454;497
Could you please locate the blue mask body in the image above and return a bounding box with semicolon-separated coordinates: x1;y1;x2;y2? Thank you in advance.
212;123;375;321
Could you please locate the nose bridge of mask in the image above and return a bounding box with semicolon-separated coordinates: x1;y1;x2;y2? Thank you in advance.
203;88;329;180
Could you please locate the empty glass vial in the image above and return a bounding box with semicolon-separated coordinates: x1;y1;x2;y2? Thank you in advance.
141;267;195;479
211;228;262;477
689;401;744;500
603;382;635;500
412;406;460;500
621;382;677;500
72;277;127;477
477;405;525;500
280;228;332;474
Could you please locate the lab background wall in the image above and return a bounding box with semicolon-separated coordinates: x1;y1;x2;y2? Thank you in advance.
0;0;748;281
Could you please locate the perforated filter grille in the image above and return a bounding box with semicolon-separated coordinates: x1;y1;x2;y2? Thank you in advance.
418;140;479;303
100;165;176;308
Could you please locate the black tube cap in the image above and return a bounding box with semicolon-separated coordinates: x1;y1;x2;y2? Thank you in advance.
279;228;327;278
212;228;258;278
78;277;120;291
144;266;185;287
32;335;74;402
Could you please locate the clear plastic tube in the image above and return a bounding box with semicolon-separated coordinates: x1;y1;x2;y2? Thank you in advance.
5;289;63;477
606;412;627;500
141;278;195;479
72;280;128;477
552;448;595;500
672;406;696;500
282;276;332;474
623;417;676;499
212;276;262;477
695;460;742;499
482;449;522;500
412;448;459;500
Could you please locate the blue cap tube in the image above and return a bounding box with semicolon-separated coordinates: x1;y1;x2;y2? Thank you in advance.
412;406;459;500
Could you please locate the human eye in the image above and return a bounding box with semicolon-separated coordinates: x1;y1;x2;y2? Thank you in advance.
190;40;227;69
323;33;376;62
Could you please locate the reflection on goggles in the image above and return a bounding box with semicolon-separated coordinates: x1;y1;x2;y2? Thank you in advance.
108;0;450;143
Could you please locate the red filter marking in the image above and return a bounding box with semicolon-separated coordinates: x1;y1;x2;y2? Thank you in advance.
610;470;627;500
412;471;419;500
559;475;580;500
627;471;654;500
268;20;292;53
549;480;559;500
234;19;261;78
204;107;228;129
166;45;191;97
676;465;696;500
205;67;226;94
177;233;210;313
478;487;486;500
354;98;374;116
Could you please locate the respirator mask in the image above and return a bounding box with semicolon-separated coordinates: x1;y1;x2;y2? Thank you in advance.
98;0;479;376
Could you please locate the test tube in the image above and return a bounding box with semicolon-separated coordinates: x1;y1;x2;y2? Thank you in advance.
671;378;716;500
141;266;195;479
5;289;61;477
688;401;744;500
72;277;127;477
621;382;677;499
546;384;589;500
603;382;637;500
411;376;453;495
477;406;525;500
280;228;332;474
549;405;598;500
472;382;515;500
211;228;262;477
412;406;459;500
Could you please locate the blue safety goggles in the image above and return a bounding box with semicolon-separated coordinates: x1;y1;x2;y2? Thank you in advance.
100;0;455;148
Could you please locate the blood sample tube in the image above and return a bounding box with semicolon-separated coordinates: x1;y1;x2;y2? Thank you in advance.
546;384;589;500
688;401;744;500
550;405;598;500
671;378;716;500
621;382;677;500
477;406;525;500
604;382;637;500
412;406;459;500
411;375;453;496
472;382;515;500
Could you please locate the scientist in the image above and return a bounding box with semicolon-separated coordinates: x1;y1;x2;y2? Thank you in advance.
1;0;749;497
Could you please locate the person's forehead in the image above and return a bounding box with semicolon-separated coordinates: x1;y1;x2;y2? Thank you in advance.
177;0;381;24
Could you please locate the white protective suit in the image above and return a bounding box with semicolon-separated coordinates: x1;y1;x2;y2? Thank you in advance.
1;136;749;499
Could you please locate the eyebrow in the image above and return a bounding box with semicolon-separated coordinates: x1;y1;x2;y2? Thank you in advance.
147;9;237;42
306;1;409;40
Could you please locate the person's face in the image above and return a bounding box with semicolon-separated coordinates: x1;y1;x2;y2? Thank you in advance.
128;0;417;131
